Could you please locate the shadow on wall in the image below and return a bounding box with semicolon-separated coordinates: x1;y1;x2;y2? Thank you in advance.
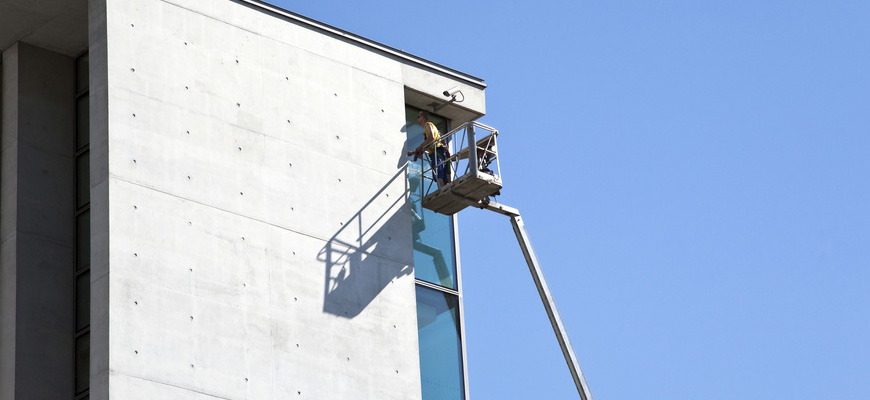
320;167;413;319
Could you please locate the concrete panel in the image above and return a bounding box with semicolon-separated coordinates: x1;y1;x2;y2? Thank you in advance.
0;146;16;241
110;372;236;400
102;87;413;262
402;66;487;125
0;0;88;56
1;44;20;242
14;232;75;397
89;0;111;399
105;178;420;399
105;2;409;173
0;236;15;400
0;40;21;400
0;41;76;400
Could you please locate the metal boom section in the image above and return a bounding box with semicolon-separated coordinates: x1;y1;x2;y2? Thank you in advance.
416;120;593;399
477;201;594;400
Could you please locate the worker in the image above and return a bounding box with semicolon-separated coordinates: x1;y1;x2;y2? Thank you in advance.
407;110;450;188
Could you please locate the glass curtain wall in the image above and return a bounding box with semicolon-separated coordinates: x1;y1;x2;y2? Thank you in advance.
406;105;465;400
74;52;90;400
405;107;457;289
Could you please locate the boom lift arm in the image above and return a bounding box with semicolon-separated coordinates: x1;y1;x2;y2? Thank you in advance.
475;200;594;400
416;121;594;399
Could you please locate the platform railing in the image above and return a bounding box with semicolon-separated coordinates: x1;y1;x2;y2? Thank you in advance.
417;121;501;197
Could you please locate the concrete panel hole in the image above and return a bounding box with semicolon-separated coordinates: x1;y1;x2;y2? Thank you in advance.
133;205;138;209
294;297;297;301
337;178;342;182
336;135;340;139
381;109;384;112
393;325;397;328
134;350;138;354
133;159;137;163
395;370;399;374
186;130;190;134
288;163;293;167
287;119;291;123
238;146;242;151
188;221;192;225
191;364;194;368
240;192;244;196
134;301;138;305
236;103;241;107
388;237;392;241
185;86;189;90
134;253;138;257
190;316;194;321
242;283;246;288
241;237;245;240
131;24;134;27
130;68;135;72
298;391;301;395
184;42;188;45
189;268;193;272
132;114;136;118
296;343;299;347
385;193;389;197
235;59;239;64
346;357;350;361
187;176;191;180
334;93;338;97
292;252;295;256
290;207;294;211
383;150;387;155
245;378;249;382
339;222;343;226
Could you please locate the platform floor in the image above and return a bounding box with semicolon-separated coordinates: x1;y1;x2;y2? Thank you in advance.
422;171;502;215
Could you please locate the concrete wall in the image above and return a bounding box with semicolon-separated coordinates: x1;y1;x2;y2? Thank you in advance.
93;0;485;399
89;0;112;397
0;41;76;400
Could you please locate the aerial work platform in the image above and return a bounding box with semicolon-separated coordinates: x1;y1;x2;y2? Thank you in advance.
418;122;503;215
413;121;594;400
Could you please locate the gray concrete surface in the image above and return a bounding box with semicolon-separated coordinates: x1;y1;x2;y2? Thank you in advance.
0;41;76;400
94;0;483;397
88;1;111;399
0;0;88;56
1;0;486;398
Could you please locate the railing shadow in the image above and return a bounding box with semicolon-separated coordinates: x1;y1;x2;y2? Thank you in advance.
319;167;413;318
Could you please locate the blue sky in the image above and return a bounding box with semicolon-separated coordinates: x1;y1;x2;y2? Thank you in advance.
272;1;869;398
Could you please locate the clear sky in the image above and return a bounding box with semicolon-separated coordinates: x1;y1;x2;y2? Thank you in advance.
271;1;869;398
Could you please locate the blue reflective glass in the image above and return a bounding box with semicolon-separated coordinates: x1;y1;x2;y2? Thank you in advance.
416;285;464;400
406;107;457;289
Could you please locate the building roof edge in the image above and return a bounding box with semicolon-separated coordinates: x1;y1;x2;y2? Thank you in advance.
238;0;487;89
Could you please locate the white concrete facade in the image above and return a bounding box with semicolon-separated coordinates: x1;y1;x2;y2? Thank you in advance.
2;0;485;399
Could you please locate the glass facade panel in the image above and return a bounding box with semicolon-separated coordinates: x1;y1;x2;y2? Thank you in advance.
75;271;90;332
416;285;464;400
76;210;90;270
75;54;89;93
74;332;89;395
406;107;458;289
76;152;89;210
76;95;89;151
75;51;91;399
